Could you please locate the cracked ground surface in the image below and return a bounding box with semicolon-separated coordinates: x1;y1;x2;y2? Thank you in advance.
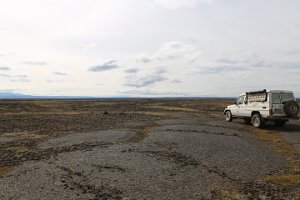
0;99;299;199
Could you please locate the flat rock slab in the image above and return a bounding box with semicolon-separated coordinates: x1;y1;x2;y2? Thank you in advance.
150;124;254;138
0;144;228;200
39;130;136;149
143;129;287;180
156;119;199;126
206;120;251;130
0;136;15;144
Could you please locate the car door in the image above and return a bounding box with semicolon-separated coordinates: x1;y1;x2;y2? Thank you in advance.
231;95;243;116
271;92;284;116
238;95;251;117
236;95;247;116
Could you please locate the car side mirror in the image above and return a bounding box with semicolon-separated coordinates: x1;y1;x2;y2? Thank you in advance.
244;101;248;104
233;101;237;105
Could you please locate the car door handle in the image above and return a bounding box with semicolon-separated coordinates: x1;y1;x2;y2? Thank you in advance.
262;107;266;109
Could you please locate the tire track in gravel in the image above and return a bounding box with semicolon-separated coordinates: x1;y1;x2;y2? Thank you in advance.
125;120;160;143
152;129;243;138
0;141;113;168
57;165;124;200
135;149;238;182
130;115;242;183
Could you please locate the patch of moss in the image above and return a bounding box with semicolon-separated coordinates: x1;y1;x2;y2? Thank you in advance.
149;105;198;112
264;175;300;186
251;128;300;186
0;167;14;177
133;111;171;116
211;187;246;200
9;146;31;152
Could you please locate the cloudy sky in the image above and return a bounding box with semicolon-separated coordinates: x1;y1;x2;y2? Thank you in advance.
1;0;300;97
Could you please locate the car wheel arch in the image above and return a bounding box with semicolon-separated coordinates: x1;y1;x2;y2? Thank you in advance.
224;109;230;115
251;111;260;116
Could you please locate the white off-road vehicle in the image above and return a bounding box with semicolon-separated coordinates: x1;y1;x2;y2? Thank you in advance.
224;89;299;127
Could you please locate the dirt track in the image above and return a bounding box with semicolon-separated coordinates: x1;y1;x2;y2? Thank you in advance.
0;99;299;199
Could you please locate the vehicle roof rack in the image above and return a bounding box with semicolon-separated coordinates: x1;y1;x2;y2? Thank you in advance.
246;89;267;95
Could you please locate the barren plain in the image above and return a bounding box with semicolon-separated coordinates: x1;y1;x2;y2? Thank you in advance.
0;99;299;199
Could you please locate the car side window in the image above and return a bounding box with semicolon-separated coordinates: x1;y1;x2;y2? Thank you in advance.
272;93;281;104
237;95;245;105
281;93;294;103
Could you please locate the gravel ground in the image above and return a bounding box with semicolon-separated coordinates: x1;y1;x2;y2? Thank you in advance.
143;127;287;180
0;99;299;199
279;122;300;148
39;130;136;149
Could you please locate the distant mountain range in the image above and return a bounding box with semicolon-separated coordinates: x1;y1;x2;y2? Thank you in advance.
0;92;33;99
0;92;92;99
0;91;237;99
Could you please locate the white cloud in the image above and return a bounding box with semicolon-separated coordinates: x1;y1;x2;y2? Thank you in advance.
54;72;68;76
153;0;213;9
80;42;96;52
0;66;10;71
133;41;202;64
88;60;119;72
22;61;47;66
125;69;167;88
10;75;31;83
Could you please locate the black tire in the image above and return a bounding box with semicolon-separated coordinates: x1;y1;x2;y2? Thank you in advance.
274;120;286;127
251;114;264;128
283;100;299;117
225;110;232;122
243;118;251;124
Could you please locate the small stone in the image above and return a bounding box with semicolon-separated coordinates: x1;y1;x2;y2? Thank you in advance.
103;109;109;115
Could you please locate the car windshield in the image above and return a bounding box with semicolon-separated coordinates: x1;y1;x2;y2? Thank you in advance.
281;93;294;103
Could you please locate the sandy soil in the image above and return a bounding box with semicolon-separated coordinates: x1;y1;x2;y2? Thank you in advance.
0;99;299;199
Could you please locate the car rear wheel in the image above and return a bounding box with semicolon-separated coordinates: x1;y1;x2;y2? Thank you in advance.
225;110;232;122
252;114;264;128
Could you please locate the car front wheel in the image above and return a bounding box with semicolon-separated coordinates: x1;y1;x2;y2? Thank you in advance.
225;110;232;122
